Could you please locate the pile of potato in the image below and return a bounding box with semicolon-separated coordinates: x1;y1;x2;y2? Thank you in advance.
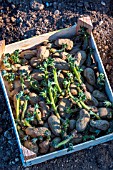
1;28;113;156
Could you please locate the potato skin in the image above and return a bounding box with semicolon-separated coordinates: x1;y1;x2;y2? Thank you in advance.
24;140;38;154
55;39;73;50
39;101;50;120
25;127;51;138
76;109;90;132
90;120;109;131
74;50;86;66
84;68;96;85
48;115;61;136
54;58;70;71
29;92;39;105
92;90;107;101
98;108;113;118
39;140;50;154
37;46;49;60
58;98;72;117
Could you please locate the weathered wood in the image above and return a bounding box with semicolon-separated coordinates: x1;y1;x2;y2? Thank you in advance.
0;40;5;57
76;16;93;34
21;145;37;161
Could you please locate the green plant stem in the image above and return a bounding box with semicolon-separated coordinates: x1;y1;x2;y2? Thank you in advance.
79;101;91;110
49;85;61;120
72;67;82;84
21;100;28;120
54;135;73;148
23;119;31;127
16;99;20;120
53;69;62;94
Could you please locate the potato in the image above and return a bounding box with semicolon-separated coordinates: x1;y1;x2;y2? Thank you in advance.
70;84;78;96
69;119;76;130
58;72;64;88
21;58;29;65
50;137;61;152
20;50;37;60
70;46;80;55
55;39;73;50
19;65;32;74
13;80;21;89
39;101;50;120
48;115;61;136
98;108;113;118
37;46;49;60
14;64;21;68
92;90;107;101
86;82;94;93
10;87;21;98
71;133;82;145
84;91;99;107
31;69;44;81
74;50;86;66
84;68;96;85
29;92;39;105
18;129;25;138
54;58;70;71
30;57;42;67
24;140;38;154
90;120;109;131
25;127;51;138
39;140;50;154
60;52;69;60
58;98;72;117
24;80;31;89
4;80;13;98
76;109;90;132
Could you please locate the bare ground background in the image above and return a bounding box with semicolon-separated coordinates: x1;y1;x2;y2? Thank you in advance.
0;0;113;169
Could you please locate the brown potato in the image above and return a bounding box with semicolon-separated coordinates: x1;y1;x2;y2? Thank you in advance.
71;133;82;145
90;120;109;131
69;119;76;130
55;39;73;50
20;50;37;60
13;80;21;89
54;58;70;71
19;65;32;74
98;108;113;118
25;127;51;138
31;69;44;81
76;109;90;132
58;73;64;88
70;46;80;55
84;91;99;107
58;98;72;117
74;50;86;66
48;115;61;136
39;101;50;120
39;140;50;154
85;82;94;93
84;68;96;85
24;140;38;154
70;84;78;96
29;92;39;105
37;46;49;60
30;57;42;67
21;58;29;65
92;90;107;101
50;137;61;152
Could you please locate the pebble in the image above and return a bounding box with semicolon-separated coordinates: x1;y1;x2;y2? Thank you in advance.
101;1;106;6
11;16;16;23
77;2;83;7
4;130;12;140
54;10;60;16
30;0;44;10
15;158;19;162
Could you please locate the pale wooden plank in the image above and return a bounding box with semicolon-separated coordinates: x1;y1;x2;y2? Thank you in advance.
21;145;37;161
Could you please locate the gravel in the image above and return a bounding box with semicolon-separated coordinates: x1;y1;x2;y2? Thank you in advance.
0;0;113;169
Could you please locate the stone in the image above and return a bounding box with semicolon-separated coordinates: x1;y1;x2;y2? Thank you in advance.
30;0;44;10
54;10;60;16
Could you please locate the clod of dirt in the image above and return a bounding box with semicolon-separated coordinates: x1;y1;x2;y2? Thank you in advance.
48;115;61;136
76;109;90;132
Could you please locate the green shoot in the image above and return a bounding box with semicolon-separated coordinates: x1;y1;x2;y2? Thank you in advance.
83;135;95;142
97;73;105;89
103;100;112;107
10;50;20;64
21;95;30;120
2;70;15;82
16;91;24;120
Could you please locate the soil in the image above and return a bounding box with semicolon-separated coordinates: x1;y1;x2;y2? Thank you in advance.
0;0;113;169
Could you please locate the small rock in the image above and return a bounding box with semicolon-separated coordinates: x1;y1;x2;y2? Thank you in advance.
101;1;106;6
54;10;60;16
4;130;12;139
11;16;16;23
30;0;44;10
77;2;83;7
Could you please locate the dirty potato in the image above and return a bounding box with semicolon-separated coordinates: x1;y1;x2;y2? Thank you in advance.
29;92;39;105
90;120;109;131
19;65;32;74
58;98;72;117
92;90;107;101
31;69;44;81
39;140;50;154
98;108;113;118
76;109;90;132
24;140;38;154
48;115;61;136
84;68;96;85
30;57;42;67
54;58;70;71
69;119;76;130
20;50;37;60
55;39;73;50
70;84;78;96
37;46;49;60
39;101;50;120
84;91;99;107
85;82;94;93
74;50;86;66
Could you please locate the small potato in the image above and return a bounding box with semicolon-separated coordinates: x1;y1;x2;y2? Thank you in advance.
29;92;39;105
39;101;50;120
74;50;86;66
71;133;82;145
55;39;73;50
20;50;37;60
58;73;64;88
21;58;29;65
84;68;96;85
86;82;94;93
70;84;78;96
30;57;42;67
76;109;90;132
60;52;69;60
24;140;38;154
31;69;44;81
48;115;61;136
69;119;76;130
54;58;70;71
13;80;21;89
92;90;107;101
70;46;80;55
98;108;113;118
25;127;51;138
90;120;109;131
37;46;49;60
19;65;32;74
39;140;50;154
58;98;72;117
50;137;61;152
84;91;98;107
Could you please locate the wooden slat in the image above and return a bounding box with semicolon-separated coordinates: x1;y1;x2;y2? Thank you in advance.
21;145;37;161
